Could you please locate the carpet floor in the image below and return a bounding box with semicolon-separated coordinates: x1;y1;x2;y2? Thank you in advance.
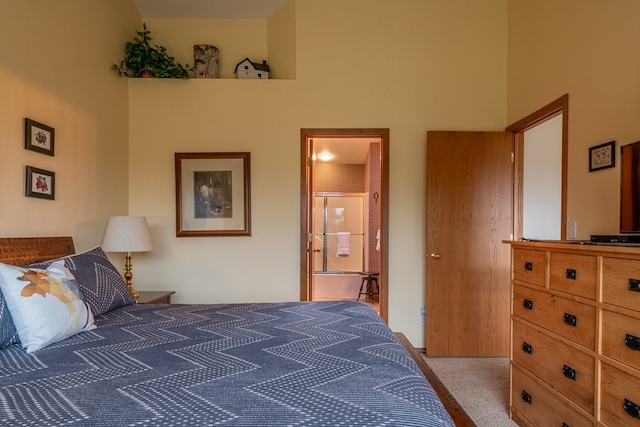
423;357;519;427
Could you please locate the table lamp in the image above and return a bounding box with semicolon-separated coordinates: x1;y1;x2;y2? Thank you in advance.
101;216;154;300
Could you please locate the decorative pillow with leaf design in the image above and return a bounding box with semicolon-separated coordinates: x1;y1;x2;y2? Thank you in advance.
28;246;135;315
0;260;95;353
0;290;19;349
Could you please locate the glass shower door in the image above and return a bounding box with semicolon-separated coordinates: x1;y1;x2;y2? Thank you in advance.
313;194;364;272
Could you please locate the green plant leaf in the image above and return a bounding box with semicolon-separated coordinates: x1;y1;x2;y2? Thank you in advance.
112;22;192;79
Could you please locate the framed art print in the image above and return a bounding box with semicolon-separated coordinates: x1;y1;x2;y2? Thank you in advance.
589;140;615;172
24;118;55;156
25;166;55;200
175;152;251;237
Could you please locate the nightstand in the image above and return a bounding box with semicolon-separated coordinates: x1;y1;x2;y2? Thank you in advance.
136;291;175;304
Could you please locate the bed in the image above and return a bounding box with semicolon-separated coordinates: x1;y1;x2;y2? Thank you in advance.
0;237;463;426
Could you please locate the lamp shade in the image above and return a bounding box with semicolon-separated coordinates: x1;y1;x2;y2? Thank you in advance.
102;216;154;253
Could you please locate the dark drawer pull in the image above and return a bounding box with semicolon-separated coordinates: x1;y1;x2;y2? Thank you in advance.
521;390;532;405
629;279;640;292
562;364;576;381
521;342;532;354
565;269;577;280
562;423;570;427
563;313;577;327
625;334;640;351
523;299;534;310
524;262;533;271
624;398;640;419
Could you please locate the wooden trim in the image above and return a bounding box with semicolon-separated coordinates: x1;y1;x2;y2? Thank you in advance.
379;129;389;321
300;128;390;323
506;94;569;240
299;131;310;300
506;94;568;134
513;132;525;240
395;333;477;427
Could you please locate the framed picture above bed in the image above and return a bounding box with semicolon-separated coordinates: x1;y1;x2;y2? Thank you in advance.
25;165;55;200
175;152;251;237
24;118;55;156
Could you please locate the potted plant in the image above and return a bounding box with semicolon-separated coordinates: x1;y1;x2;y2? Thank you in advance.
112;23;192;78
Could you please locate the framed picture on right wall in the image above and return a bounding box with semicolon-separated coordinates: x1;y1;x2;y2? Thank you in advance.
589;140;615;172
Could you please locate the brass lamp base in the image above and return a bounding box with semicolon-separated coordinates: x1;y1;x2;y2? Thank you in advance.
124;252;139;300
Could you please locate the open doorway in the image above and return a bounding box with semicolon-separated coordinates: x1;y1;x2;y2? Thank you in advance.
507;94;568;240
300;129;389;322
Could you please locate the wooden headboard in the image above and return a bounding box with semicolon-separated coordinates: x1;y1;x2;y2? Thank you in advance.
0;237;75;266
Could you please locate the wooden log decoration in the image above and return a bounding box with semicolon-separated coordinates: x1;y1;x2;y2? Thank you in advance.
193;44;219;78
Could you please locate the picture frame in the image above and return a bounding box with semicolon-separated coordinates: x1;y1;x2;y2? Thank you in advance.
24;118;55;156
25;166;55;200
175;152;251;237
589;140;615;172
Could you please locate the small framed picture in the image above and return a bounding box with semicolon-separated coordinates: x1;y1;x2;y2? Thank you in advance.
25;166;55;200
24;118;55;156
589;140;615;172
175;152;251;237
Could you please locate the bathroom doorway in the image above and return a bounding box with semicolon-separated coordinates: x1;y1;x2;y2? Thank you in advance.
300;128;389;322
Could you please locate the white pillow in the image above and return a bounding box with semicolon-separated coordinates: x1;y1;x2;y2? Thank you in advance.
0;260;95;353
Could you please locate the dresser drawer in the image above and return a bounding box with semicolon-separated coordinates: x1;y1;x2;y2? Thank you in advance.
513;285;596;350
512;320;595;413
549;252;597;300
603;257;640;311
602;310;640;371
601;363;640;426
514;248;546;287
511;364;594;427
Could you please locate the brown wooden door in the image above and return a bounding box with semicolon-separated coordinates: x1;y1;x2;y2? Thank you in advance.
426;131;513;356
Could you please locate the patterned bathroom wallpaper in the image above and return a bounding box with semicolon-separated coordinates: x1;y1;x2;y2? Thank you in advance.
314;164;365;192
367;143;381;273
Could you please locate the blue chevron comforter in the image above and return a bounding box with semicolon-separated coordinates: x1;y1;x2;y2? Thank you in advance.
0;301;454;426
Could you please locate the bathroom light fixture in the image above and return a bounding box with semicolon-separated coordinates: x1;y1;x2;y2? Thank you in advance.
318;152;332;161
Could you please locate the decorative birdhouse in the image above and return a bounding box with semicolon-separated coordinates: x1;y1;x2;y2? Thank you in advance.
234;58;270;79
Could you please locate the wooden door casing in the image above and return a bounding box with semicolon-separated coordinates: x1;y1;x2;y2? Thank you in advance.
426;131;513;356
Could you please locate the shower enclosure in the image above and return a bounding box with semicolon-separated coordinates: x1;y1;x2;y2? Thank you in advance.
312;193;365;300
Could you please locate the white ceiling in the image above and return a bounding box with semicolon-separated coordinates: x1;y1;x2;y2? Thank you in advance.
312;138;380;165
133;0;286;19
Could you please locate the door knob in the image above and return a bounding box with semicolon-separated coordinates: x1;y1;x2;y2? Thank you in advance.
312;248;321;253
430;253;441;259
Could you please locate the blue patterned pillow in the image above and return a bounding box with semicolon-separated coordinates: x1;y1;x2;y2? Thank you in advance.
28;246;135;316
0;260;95;353
0;290;19;349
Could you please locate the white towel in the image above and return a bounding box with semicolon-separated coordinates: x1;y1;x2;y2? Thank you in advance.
337;232;350;256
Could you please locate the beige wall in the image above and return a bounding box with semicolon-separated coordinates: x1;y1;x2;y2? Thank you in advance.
0;0;138;250
508;0;640;239
2;0;636;348
129;0;509;345
267;0;296;79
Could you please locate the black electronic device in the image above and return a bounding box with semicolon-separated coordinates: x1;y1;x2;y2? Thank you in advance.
590;234;640;243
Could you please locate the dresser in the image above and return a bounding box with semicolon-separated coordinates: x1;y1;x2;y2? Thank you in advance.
507;240;640;427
